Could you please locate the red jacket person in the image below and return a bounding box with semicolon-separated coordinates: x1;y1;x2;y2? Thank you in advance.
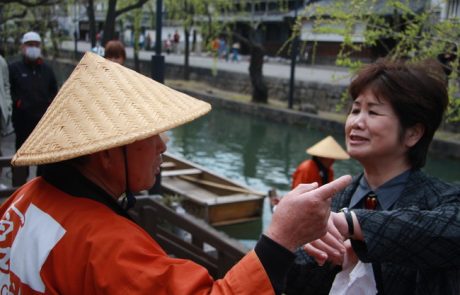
292;136;349;189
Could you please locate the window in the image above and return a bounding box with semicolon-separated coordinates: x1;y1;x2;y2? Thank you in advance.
447;0;460;19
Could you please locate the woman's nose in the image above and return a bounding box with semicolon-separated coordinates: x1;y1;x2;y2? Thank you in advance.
351;113;366;129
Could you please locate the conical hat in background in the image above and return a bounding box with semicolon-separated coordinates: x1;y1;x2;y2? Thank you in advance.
306;136;350;160
12;52;211;166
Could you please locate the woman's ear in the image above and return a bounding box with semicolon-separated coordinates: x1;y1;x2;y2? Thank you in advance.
405;123;425;148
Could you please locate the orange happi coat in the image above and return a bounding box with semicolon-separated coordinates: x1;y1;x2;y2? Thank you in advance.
291;159;334;189
0;178;274;295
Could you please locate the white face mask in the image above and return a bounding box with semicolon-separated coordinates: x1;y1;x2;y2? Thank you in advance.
24;47;41;60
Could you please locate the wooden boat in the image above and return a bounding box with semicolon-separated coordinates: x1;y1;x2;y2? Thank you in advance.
160;152;266;226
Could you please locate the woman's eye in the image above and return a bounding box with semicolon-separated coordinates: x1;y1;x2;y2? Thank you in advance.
350;108;360;114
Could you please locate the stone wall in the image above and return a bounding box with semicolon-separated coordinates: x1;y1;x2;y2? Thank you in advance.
159;62;348;114
155;61;460;133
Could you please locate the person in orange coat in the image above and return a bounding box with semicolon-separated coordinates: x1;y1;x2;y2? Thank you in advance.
0;52;351;294
292;136;350;189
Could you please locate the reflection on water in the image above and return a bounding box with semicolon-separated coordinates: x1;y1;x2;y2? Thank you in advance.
166;106;460;246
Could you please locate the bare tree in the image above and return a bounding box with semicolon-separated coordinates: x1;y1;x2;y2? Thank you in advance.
84;0;97;47
226;30;268;103
101;0;148;45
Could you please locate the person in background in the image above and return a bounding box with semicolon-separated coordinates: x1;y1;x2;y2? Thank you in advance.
0;52;351;294
285;58;460;295
164;34;172;55
291;135;350;189
0;53;12;137
91;33;105;57
231;41;240;62
173;30;180;54
104;40;126;65
0;53;13;186
9;31;57;178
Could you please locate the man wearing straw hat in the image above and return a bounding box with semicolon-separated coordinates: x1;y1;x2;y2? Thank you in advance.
292;136;350;189
0;52;351;294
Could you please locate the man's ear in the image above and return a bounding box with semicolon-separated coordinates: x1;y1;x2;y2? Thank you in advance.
93;148;118;170
405;123;425;148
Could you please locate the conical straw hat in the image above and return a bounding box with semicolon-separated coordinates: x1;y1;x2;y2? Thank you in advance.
306;136;350;160
12;52;211;166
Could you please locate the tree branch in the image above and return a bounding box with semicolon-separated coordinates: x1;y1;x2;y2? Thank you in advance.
7;9;27;20
2;0;61;6
115;0;149;17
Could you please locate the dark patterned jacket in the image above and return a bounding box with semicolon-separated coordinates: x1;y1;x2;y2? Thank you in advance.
284;170;460;295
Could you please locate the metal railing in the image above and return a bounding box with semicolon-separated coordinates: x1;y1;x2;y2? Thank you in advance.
131;196;248;278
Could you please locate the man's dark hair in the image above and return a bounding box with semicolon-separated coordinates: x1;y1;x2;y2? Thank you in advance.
348;58;448;169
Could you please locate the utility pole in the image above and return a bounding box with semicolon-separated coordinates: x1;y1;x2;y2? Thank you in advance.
74;0;78;60
288;0;300;109
149;0;165;195
151;0;165;83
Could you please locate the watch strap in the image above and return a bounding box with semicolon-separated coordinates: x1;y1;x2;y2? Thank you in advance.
340;207;354;236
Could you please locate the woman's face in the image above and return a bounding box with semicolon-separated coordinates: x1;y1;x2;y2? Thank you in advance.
345;89;410;164
107;56;125;65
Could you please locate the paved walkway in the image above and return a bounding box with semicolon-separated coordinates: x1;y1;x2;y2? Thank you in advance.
61;41;351;86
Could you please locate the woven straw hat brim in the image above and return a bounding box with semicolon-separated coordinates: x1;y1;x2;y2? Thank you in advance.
12;52;211;166
306;136;350;160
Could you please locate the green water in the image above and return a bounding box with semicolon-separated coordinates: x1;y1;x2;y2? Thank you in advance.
166;106;460;247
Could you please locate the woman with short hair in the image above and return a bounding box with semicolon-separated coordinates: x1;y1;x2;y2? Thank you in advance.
285;59;460;295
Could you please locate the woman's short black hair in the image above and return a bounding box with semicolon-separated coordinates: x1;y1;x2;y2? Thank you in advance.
348;58;448;169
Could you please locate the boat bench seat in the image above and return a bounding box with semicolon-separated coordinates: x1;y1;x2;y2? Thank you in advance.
162;177;261;206
203;193;263;205
160;161;177;168
162;168;202;177
162;177;220;203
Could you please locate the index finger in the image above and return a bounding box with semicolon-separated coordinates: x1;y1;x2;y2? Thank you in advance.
313;175;352;201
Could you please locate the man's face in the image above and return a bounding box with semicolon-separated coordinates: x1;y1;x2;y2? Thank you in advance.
21;41;41;60
22;41;41;51
126;134;167;192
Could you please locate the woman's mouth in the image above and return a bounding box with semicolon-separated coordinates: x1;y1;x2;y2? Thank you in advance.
349;134;368;144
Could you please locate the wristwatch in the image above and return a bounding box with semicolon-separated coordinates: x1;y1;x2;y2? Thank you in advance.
339;207;354;237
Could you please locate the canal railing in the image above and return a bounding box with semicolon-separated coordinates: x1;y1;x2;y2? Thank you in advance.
0;156;248;279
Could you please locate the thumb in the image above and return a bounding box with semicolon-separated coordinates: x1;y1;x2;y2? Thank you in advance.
314;175;352;201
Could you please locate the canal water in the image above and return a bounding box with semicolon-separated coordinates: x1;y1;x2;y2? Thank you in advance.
165;105;460;247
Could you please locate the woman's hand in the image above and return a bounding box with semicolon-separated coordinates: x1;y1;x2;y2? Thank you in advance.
303;213;347;266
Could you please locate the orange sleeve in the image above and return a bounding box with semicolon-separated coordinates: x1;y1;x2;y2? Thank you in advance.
106;238;275;295
45;214;274;295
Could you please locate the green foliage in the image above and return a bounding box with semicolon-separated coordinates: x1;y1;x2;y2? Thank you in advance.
294;0;460;122
163;0;231;49
0;1;66;58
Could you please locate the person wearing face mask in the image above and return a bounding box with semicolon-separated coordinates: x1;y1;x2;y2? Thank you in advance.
8;31;58;179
